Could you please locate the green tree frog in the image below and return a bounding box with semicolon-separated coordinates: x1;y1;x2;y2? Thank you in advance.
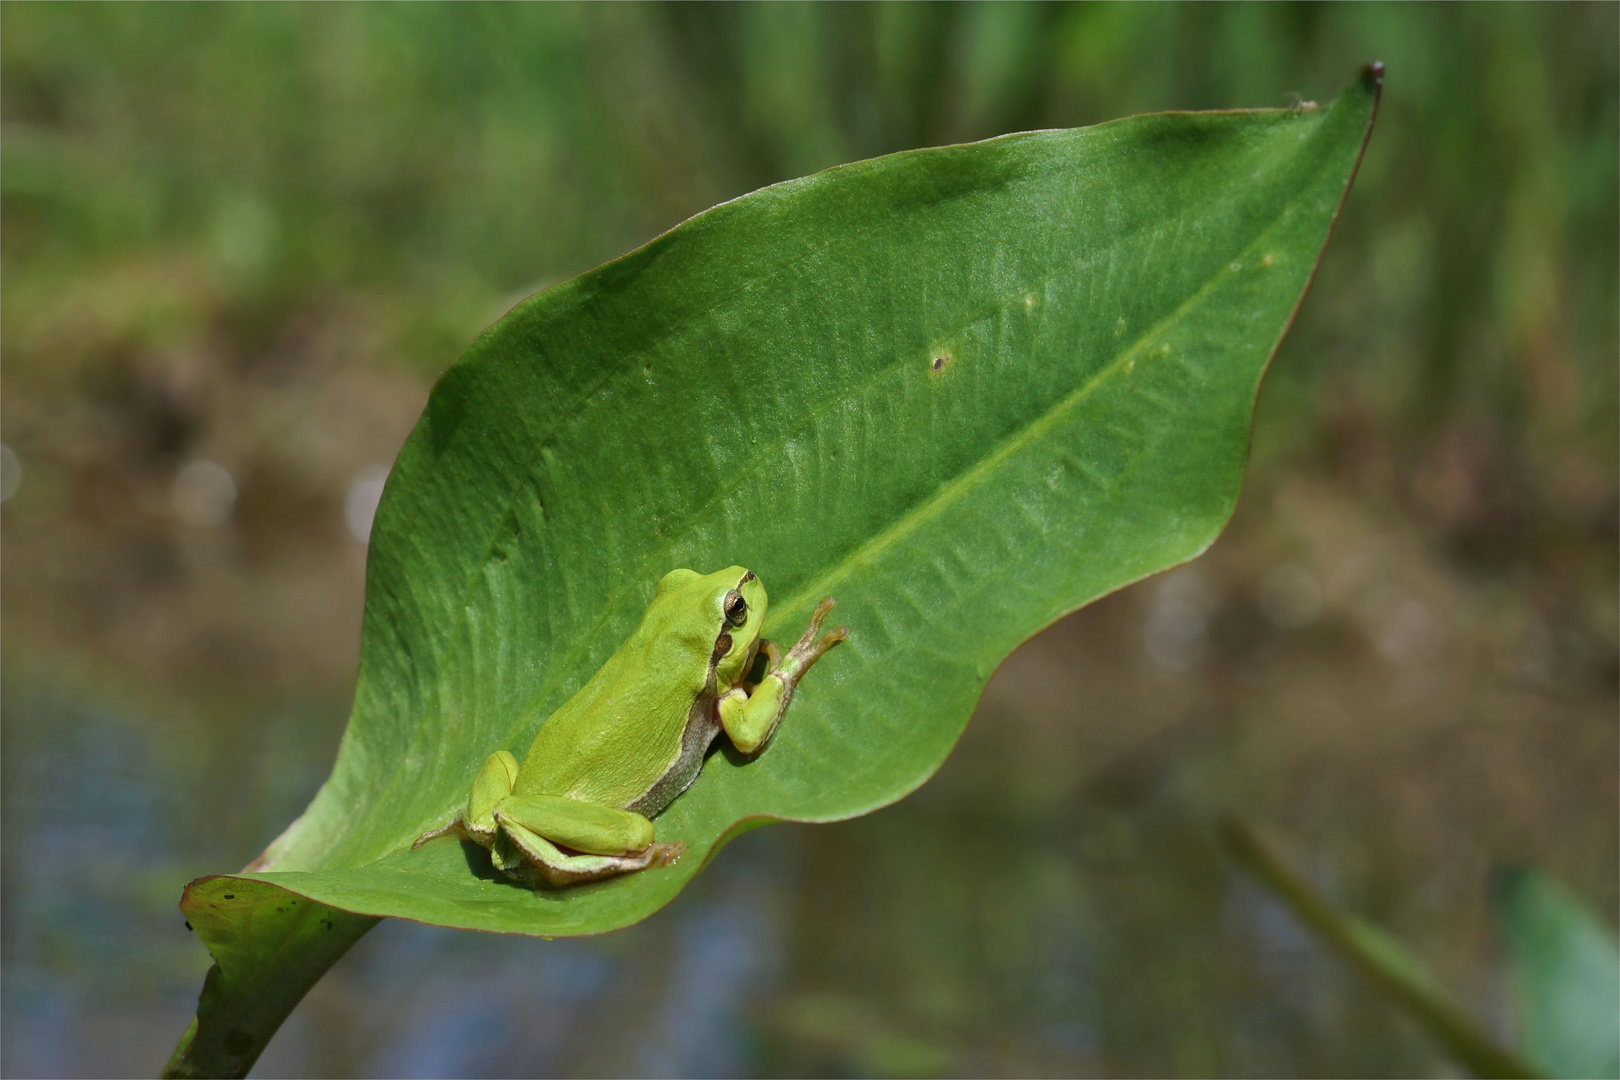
416;567;846;887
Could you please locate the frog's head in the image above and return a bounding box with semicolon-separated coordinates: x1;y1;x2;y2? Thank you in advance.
650;566;769;689
673;565;766;690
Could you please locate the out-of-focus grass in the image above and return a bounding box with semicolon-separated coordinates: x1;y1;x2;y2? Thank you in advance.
3;4;1615;1077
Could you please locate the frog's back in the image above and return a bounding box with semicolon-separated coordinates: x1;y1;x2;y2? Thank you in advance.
514;606;715;808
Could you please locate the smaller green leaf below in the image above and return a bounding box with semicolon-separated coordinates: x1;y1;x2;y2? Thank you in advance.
1221;815;1538;1080
162;877;377;1079
1493;868;1620;1080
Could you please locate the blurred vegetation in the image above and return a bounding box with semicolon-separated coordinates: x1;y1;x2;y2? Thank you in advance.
3;4;1615;1077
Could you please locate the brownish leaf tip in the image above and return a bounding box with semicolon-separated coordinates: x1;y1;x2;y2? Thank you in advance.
1360;61;1385;96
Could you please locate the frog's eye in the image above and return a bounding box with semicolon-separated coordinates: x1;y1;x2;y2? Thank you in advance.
723;590;748;626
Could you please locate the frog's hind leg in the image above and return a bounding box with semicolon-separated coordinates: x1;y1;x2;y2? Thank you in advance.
411;749;519;853
499;819;684;887
493;793;684;886
496;792;657;855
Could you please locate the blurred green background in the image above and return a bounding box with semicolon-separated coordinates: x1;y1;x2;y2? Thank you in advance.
2;3;1615;1076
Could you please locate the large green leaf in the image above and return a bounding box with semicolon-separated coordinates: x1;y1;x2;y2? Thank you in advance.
1494;869;1620;1080
170;68;1379;1076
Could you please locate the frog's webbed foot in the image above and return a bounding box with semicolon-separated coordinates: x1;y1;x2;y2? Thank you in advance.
720;596;848;755
412;748;520;856
782;596;849;672
412;815;470;850
499;821;686;887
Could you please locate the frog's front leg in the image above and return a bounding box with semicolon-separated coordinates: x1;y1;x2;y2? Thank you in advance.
495;793;684;887
719;596;848;755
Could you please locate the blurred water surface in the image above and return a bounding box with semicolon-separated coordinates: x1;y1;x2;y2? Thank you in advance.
3;4;1615;1076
